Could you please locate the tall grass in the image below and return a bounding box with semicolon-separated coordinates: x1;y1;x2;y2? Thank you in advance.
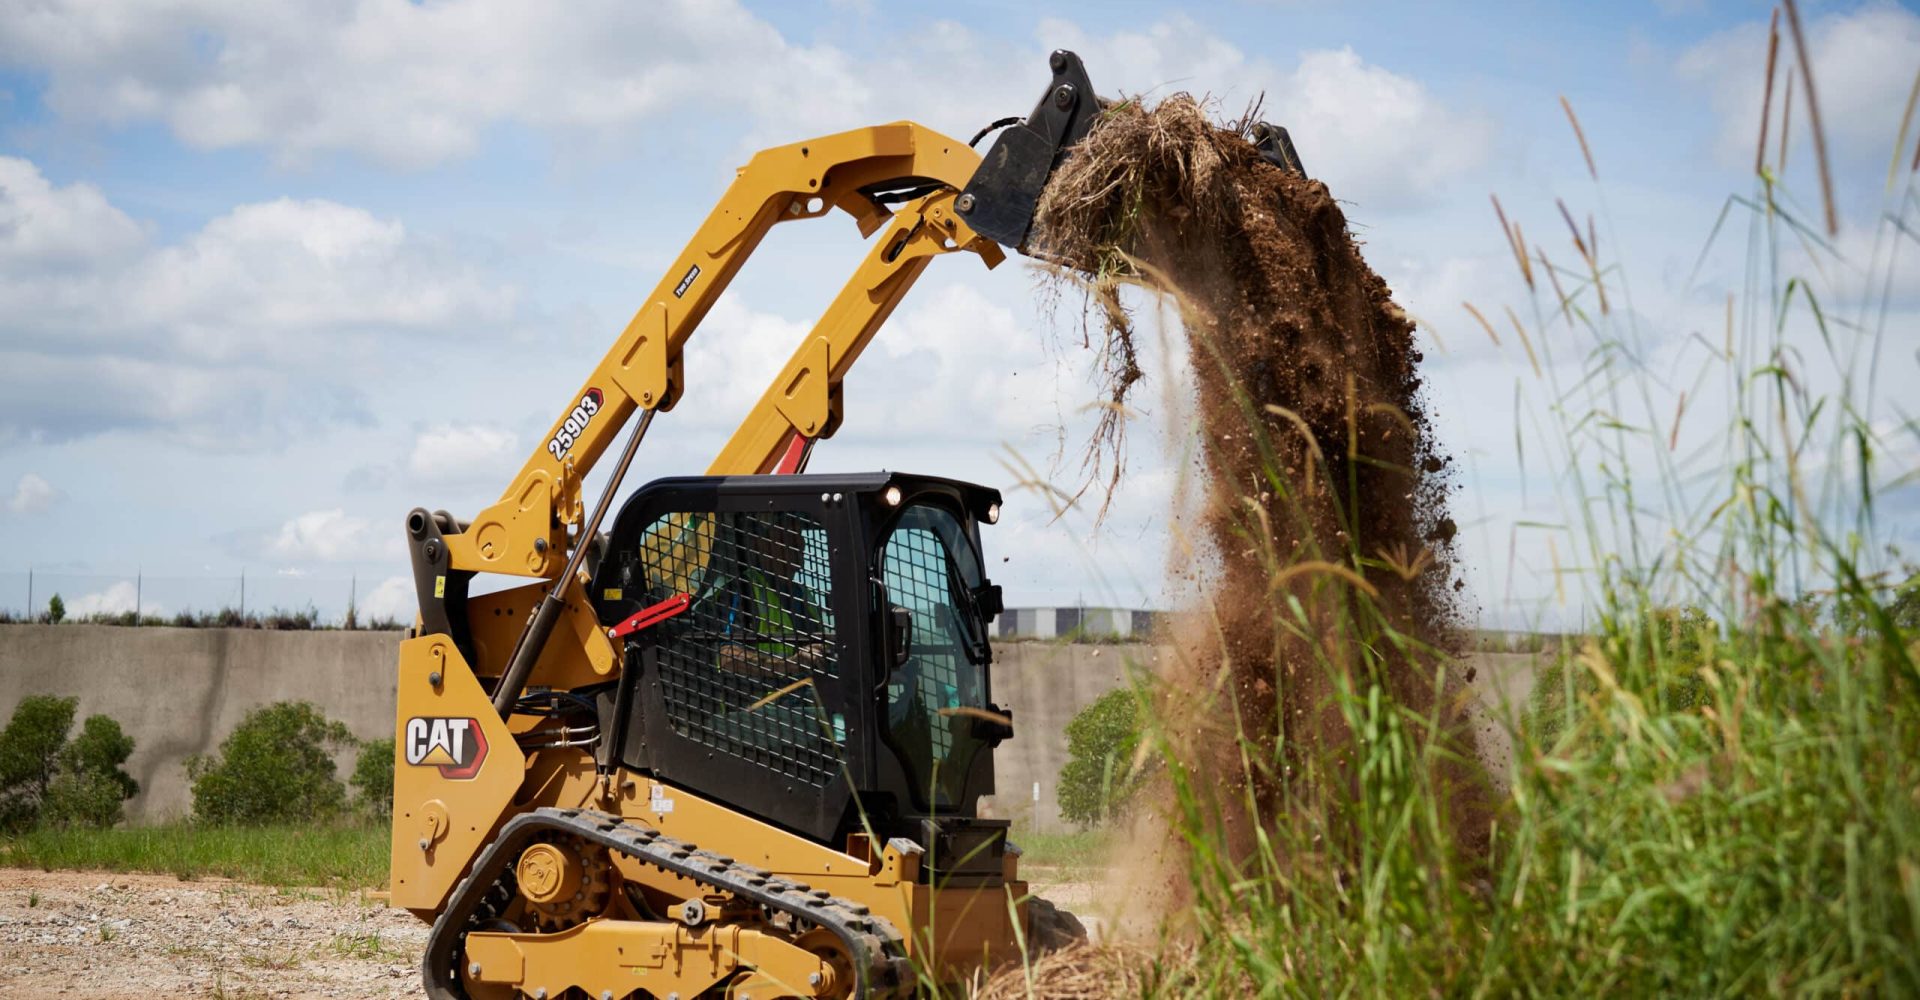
1132;44;1920;1000
0;822;389;888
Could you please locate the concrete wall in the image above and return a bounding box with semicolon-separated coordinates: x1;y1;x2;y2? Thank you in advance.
0;622;1154;829
0;625;1538;830
983;643;1164;832
982;645;1542;831
0;624;398;822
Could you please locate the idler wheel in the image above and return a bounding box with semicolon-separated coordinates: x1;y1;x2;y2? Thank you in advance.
514;835;610;932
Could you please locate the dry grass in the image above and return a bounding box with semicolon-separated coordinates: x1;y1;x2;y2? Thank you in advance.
969;942;1163;1000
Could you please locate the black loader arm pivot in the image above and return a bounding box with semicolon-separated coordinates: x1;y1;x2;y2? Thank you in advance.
957;49;1101;250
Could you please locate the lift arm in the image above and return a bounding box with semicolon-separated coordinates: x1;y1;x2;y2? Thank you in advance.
440;123;988;580
415;52;1108;700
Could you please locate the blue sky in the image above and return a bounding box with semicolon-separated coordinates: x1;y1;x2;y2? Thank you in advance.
1;0;1915;626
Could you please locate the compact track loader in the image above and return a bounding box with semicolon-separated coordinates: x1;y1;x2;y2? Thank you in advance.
390;51;1305;999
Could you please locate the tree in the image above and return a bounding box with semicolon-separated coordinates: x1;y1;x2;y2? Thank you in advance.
46;593;64;624
188;701;355;824
1056;688;1147;827
44;715;139;828
0;695;78;831
351;738;394;818
0;696;139;831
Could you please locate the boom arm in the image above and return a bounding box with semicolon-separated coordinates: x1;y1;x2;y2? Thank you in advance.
412;51;1113;705
442;123;995;582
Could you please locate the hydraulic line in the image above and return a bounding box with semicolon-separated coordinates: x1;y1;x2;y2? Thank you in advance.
491;407;656;716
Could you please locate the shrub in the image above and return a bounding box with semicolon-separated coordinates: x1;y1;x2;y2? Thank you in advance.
0;697;139;830
0;695;78;831
187;701;355;824
351;738;394;818
1885;568;1920;633
44;715;139;828
46;594;64;624
1056;687;1145;826
43;769;132;828
1528;604;1719;748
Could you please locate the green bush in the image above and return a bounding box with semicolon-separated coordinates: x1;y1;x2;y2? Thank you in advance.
43;769;132;828
1056;687;1146;826
1528;604;1719;748
187;701;355;824
0;695;78;831
44;715;139;828
46;594;64;624
1883;568;1920;632
0;696;139;831
351;737;394;818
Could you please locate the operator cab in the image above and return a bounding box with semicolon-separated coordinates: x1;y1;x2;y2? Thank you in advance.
590;472;1012;880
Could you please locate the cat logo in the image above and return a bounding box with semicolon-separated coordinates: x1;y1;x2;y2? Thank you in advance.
403;717;489;780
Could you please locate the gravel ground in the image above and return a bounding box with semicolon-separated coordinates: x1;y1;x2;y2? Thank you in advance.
0;869;1097;998
0;869;425;999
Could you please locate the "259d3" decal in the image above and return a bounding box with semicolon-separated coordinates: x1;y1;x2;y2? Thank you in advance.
546;388;603;460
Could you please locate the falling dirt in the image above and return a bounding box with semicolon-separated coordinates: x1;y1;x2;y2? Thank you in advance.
1029;95;1485;894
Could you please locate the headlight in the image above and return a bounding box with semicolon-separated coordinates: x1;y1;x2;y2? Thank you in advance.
883;485;903;507
985;502;1000;524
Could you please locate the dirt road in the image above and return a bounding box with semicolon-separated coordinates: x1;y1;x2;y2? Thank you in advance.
0;869;1096;999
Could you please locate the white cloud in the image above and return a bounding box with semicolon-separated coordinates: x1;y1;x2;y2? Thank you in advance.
269;508;398;562
1038;18;1492;208
0;3;1486;210
7;472;58;515
0;157;145;270
1380;252;1536;364
67;580;146;617
676;282;1105;459
0;157;518;446
676;298;819;435
1678;3;1920;169
1274;48;1493;207
0;0;866;168
408;424;520;486
359;575;416;622
868;283;1064;441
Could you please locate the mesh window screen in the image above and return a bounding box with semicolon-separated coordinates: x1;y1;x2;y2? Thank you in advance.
880;505;988;808
634;509;843;787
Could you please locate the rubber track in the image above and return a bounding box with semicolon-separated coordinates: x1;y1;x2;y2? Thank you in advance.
422;807;913;999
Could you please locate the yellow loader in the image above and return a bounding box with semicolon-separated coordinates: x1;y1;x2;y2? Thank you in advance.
387;50;1305;998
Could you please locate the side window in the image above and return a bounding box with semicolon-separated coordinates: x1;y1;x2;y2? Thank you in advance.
879;504;989;809
633;509;845;787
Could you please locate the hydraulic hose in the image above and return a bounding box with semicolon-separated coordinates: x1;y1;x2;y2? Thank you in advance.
490;406;656;716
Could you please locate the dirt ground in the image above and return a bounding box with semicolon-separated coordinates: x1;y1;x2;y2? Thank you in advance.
0;869;1094;999
0;869;424;999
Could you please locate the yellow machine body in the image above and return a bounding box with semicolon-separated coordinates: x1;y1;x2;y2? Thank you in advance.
393;629;1027;996
391;113;1048;999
